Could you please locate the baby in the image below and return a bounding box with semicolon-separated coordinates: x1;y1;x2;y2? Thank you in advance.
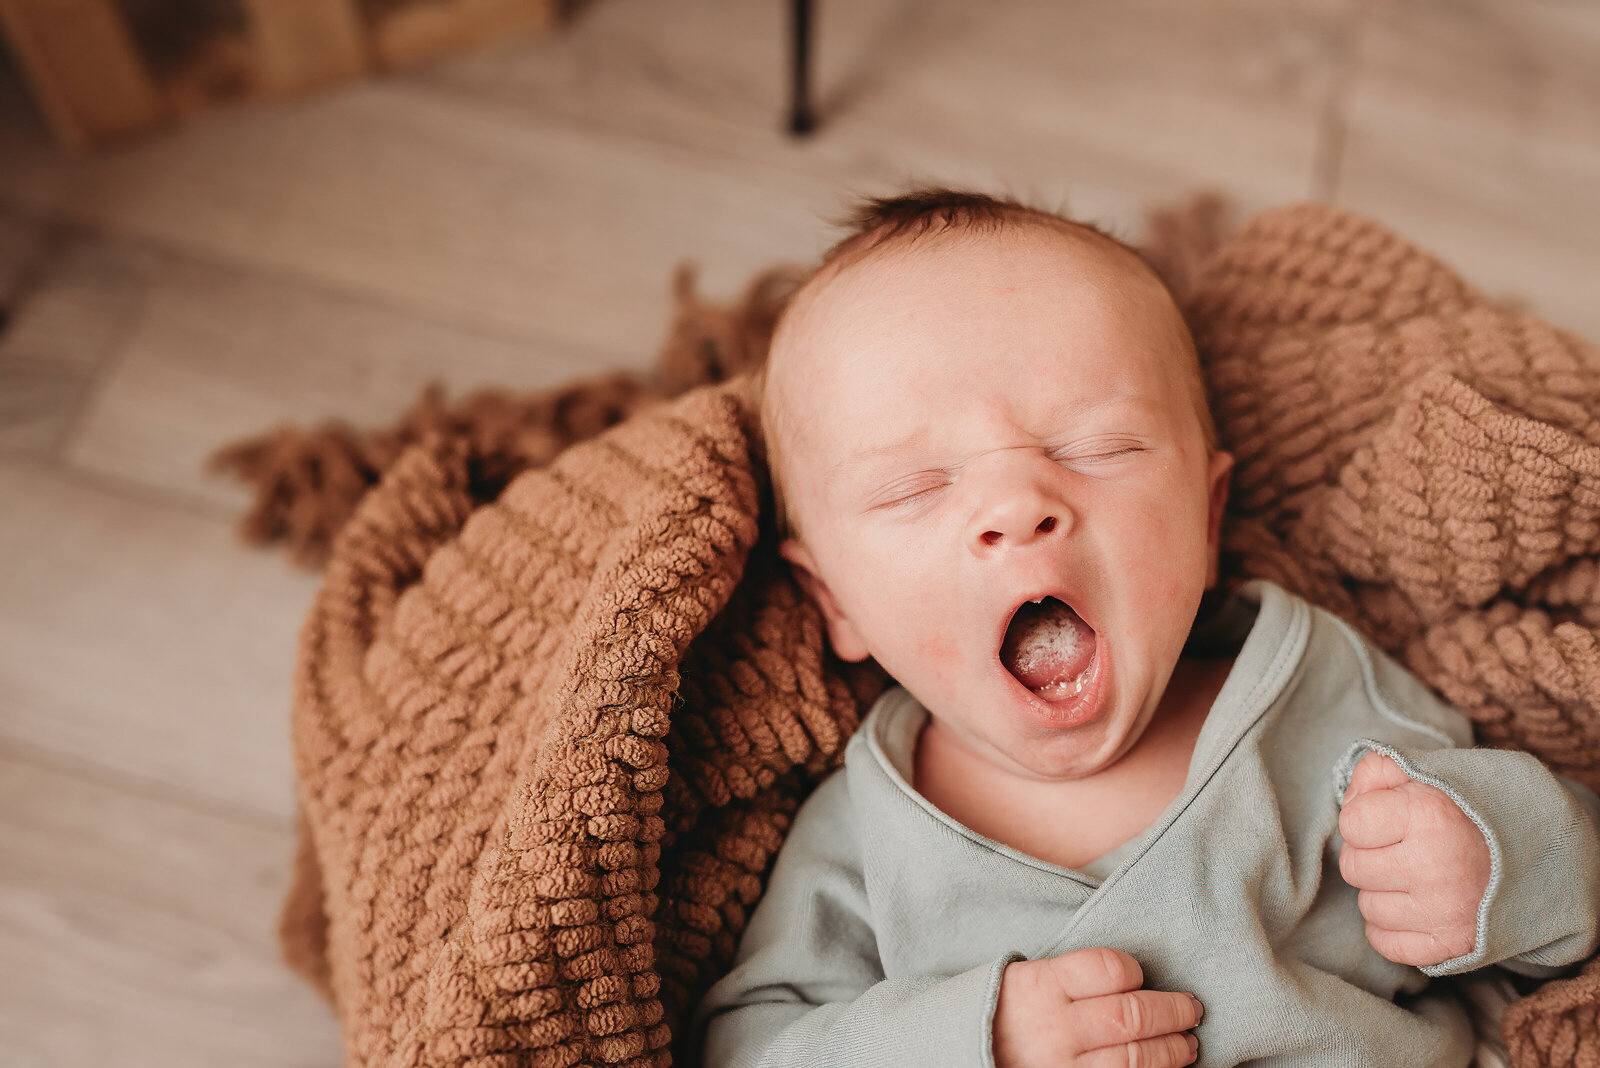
695;189;1600;1067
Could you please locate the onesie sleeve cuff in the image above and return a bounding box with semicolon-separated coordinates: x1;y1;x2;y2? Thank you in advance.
887;951;1024;1068
1333;740;1600;977
704;952;1025;1068
980;952;1027;1068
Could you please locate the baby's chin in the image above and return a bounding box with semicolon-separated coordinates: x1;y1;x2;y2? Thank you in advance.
917;687;1137;784
1000;724;1137;782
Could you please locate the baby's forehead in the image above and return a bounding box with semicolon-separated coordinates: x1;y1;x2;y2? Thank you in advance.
762;218;1189;447
793;224;1150;340
773;225;1168;386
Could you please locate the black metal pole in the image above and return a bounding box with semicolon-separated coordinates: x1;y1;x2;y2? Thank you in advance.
788;0;815;136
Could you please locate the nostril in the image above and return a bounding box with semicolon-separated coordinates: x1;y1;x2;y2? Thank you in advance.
980;531;1002;547
1036;516;1057;535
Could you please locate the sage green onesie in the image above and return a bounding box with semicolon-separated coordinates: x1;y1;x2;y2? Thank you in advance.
696;580;1600;1066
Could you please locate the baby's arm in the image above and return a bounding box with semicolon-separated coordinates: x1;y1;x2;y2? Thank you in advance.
697;773;1009;1067
697;774;1201;1068
1335;741;1600;977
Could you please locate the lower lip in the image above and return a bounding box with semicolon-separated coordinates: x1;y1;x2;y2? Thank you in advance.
1002;644;1108;730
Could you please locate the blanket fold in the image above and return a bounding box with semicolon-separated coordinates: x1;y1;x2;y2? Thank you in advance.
219;202;1600;1068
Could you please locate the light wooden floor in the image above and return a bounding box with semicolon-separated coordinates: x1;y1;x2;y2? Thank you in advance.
0;0;1595;1063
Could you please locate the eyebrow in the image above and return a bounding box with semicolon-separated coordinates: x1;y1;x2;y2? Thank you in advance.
826;392;1140;480
825;429;930;480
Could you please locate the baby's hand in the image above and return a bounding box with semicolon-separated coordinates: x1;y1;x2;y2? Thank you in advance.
992;947;1201;1068
1338;751;1491;968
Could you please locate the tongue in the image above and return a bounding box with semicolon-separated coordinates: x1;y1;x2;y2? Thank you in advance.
1001;598;1096;697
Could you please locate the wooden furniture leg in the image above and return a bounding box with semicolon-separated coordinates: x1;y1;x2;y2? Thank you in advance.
788;0;814;136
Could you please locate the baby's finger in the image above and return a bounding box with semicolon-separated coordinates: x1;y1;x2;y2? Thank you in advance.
1337;841;1410;891
1342;751;1412;804
1365;922;1473;969
1338;788;1411;849
1080;1031;1198;1068
1043;946;1145;1000
1356;888;1430;933
1070;989;1204;1050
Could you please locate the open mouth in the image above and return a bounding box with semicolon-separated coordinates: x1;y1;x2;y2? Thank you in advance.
1000;596;1098;701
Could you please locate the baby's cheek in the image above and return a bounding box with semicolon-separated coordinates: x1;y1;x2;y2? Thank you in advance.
1130;500;1210;599
915;632;960;664
901;625;963;692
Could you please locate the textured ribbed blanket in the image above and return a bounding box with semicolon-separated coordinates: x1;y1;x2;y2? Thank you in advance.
216;202;1600;1067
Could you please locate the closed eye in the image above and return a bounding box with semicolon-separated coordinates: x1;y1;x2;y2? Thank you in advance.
871;476;951;510
1051;445;1145;465
886;484;947;508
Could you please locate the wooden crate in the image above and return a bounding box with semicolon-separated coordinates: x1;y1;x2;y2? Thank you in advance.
368;0;559;69
0;0;559;149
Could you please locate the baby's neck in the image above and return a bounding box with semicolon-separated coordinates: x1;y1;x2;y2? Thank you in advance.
912;655;1232;871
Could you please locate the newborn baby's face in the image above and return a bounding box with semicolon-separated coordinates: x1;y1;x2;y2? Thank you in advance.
769;226;1232;782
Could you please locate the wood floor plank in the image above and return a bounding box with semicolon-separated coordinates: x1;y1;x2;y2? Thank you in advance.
0;215;164;458
0;456;317;822
0;198;48;298
63;249;616;509
0;68;839;363
0;748;341;1067
1335;0;1600;343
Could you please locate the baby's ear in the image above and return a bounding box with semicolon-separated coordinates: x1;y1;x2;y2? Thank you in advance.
1204;451;1235;589
778;538;872;662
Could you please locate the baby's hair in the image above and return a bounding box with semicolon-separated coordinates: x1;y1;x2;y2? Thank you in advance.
758;186;1216;542
818;187;1149;276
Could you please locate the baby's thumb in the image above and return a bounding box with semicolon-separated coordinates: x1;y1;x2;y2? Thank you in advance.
1342;751;1411;804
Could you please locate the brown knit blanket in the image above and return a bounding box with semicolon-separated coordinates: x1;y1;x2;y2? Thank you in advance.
216;202;1600;1067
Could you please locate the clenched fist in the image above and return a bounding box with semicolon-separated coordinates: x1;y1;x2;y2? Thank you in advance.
1338;751;1492;967
992;946;1202;1068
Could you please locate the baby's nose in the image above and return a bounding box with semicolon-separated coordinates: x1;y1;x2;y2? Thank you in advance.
968;492;1067;555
